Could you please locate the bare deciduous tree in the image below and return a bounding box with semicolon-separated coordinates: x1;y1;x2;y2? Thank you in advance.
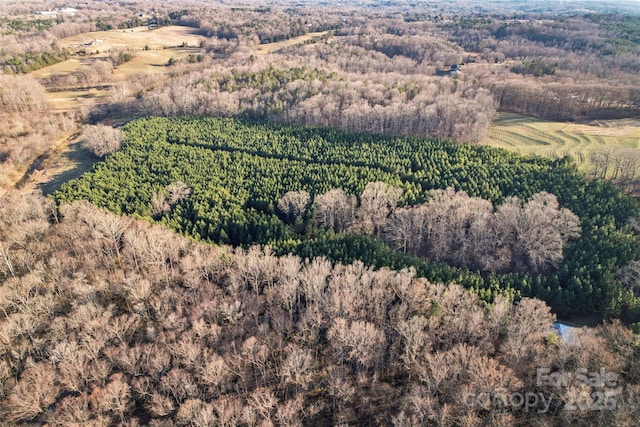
396;315;432;377
0;75;46;112
328;318;386;370
277;190;311;222
385;204;430;255
151;181;192;219
313;188;356;232
358;181;402;236
176;399;216;427
160;368;199;402
502;298;555;371
591;146;616;179
200;353;232;396
299;257;332;305
248;387;277;423
148;391;175;418
150;192;171;219
498;192;581;274
91;373;131;422
4;363;58;423
281;344;314;391
212;396;243;427
275;396;304;427
81;124;124;158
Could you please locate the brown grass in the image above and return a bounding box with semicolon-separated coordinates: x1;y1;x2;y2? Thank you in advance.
112;47;201;77
32;26;204;81
44;89;110;111
57;25;204;51
30;59;85;79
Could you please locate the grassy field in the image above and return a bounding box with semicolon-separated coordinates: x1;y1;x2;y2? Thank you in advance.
32;26;204;77
57;25;203;51
42;88;109;111
484;112;640;172
30;26;206;113
113;47;199;75
33;138;98;196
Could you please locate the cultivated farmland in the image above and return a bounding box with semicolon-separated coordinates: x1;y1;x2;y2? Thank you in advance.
484;112;640;173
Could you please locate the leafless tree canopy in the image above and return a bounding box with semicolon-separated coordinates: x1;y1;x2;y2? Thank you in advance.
313;188;356;232
0;75;46;113
0;1;639;423
0;191;636;425
151;181;192;219
277;190;311;222
384;188;581;274
310;184;580;275
358;181;403;236
81;124;124;158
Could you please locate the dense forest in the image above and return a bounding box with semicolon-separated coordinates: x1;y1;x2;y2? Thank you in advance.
128;10;640;139
1;191;639;425
55;117;640;323
2;1;640;425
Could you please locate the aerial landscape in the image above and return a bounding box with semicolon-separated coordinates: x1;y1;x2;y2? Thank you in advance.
1;0;640;425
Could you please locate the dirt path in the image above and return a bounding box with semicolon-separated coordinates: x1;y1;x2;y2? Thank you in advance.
12;130;87;190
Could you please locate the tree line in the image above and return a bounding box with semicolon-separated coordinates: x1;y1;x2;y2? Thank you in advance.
4;1;640;126
83;6;640;144
138;64;494;143
279;184;581;276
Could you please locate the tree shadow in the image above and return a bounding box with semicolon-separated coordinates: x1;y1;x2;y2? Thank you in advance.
38;141;98;196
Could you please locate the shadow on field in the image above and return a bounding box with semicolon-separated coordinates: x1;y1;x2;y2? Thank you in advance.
39;141;98;196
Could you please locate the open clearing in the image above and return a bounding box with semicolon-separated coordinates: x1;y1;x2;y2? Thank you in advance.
55;25;204;52
43;88;110;111
32;26;204;79
31;26;207;114
113;47;200;75
30;58;85;79
34;138;96;196
32;28;332;113
483;112;640;171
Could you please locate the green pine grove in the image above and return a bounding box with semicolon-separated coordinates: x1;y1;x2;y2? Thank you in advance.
54;116;640;324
